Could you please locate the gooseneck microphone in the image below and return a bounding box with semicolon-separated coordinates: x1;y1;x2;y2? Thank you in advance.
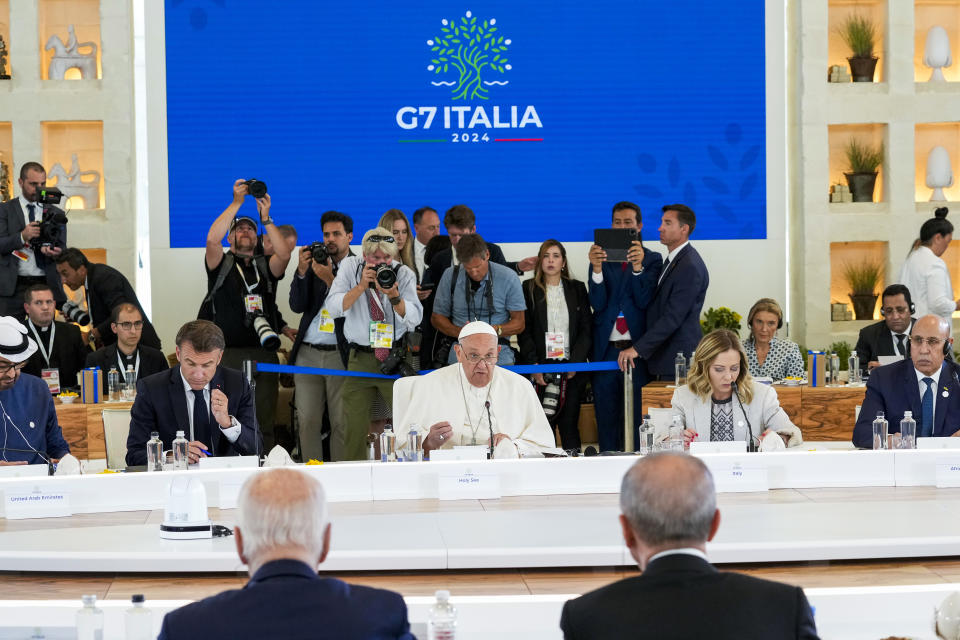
485;400;495;459
730;381;757;452
0;447;54;474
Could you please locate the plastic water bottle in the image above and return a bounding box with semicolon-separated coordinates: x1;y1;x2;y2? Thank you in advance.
123;365;136;400
674;352;686;387
124;594;152;640
427;590;457;640
848;351;861;384
900;411;917;450
172;430;189;470
76;594;104;640
872;412;888;450
380;424;396;462
406;424;422;462
828;352;840;386
146;432;163;472
638;416;655;454
669;415;685;451
107;367;120;402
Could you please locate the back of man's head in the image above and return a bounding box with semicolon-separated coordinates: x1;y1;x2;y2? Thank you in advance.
620;452;716;549
236;468;329;572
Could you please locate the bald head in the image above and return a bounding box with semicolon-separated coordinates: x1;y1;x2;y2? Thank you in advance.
910;314;953;376
236;469;329;572
620;453;717;547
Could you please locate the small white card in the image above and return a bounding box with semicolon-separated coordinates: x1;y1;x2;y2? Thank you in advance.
438;467;501;500
918;437;960;450
430;446;488;462
0;464;49;479
711;460;769;493
4;487;72;519
690;441;747;454
935;456;960;487
198;455;259;470
877;355;904;366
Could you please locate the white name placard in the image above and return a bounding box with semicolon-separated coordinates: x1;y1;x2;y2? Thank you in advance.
710;459;769;493
4;487;72;519
198;455;259;470
438;467;501;500
430;446;488;462
935;456;960;487
919;437;960;450
690;441;747;454
0;464;49;479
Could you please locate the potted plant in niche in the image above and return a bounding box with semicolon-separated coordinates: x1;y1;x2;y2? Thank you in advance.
838;14;879;82
700;307;742;335
844;138;884;202
843;260;883;320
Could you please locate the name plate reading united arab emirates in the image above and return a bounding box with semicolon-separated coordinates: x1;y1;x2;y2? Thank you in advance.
438;466;501;501
935;455;960;487
709;459;769;493
4;486;72;519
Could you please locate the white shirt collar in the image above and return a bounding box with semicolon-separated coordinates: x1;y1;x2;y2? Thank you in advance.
665;240;690;264
415;237;428;253
648;547;709;565
18;195;37;213
180;371;210;394
915;364;943;387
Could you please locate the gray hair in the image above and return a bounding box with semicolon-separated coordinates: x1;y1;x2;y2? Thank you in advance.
619;452;716;546
236;468;328;561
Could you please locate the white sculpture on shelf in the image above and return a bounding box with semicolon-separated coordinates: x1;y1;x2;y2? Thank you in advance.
924;26;953;83
926;146;954;202
45;25;98;80
48;154;100;209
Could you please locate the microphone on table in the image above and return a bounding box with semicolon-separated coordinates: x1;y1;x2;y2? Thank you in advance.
485;400;495;459
731;381;757;452
0;447;54;474
239;361;263;467
583;446;598;457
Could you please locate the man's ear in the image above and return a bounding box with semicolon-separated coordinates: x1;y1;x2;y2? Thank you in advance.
318;523;332;565
706;509;721;542
234;526;247;565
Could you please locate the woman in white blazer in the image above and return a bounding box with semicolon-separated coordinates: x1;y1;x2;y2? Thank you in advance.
669;329;803;448
899;207;958;320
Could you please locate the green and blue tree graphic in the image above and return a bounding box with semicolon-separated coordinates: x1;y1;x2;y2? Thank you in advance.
427;11;511;100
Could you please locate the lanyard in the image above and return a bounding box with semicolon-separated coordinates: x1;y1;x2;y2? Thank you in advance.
235;258;260;293
116;348;140;380
26;319;54;367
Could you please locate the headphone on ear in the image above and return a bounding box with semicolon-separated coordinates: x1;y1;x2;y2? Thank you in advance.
945;339;952;357
879;286;916;316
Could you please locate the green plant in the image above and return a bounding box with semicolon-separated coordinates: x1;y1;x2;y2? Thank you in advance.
844;138;884;174
700;307;742;335
838;14;877;58
828;340;853;371
842;260;884;295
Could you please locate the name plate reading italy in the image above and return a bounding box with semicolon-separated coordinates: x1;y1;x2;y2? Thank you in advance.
709;459;769;493
438;466;501;501
935;454;960;487
4;486;72;519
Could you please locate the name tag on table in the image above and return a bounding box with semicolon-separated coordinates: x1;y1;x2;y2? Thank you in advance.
4;487;72;519
710;459;769;493
935;455;960;487
430;447;488;462
0;464;49;479
690;441;747;454
198;455;259;470
919;437;960;450
438;467;501;500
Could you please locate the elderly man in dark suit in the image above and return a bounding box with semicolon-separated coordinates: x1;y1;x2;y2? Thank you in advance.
560;452;819;640
159;468;414;640
853;314;960;448
619;204;709;380
0;162;67;318
854;283;916;375
125;320;260;466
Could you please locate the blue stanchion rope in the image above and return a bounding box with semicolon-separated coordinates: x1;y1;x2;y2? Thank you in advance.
254;360;622;380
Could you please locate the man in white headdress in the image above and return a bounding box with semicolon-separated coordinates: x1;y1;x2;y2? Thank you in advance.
394;321;555;459
0;316;70;465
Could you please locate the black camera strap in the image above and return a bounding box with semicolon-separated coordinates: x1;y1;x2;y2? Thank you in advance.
203;252;274;319
464;267;495;324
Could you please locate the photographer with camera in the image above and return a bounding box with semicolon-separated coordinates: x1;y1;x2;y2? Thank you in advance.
200;178;292;452
326;227;422;460
0;162;68;319
289;211;354;462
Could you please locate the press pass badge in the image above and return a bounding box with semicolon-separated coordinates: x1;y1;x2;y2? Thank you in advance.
319;309;335;334
545;331;566;359
12;249;29;262
41;369;61;395
244;294;263;313
369;322;393;349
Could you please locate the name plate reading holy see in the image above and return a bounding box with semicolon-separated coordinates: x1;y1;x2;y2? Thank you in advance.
438;466;501;500
4;487;72;519
709;459;769;493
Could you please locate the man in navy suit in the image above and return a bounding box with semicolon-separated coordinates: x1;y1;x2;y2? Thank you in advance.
125;320;261;466
560;452;819;639
588;202;662;451
159;468;414;640
853;314;960;448
619;204;709;380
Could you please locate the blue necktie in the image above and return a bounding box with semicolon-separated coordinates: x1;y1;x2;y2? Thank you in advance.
921;377;935;438
192;389;211;447
26;204;35;223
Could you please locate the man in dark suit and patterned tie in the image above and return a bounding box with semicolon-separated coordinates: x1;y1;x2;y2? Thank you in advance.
0;162;67;318
853;283;916;376
853;314;960;448
560;452;820;640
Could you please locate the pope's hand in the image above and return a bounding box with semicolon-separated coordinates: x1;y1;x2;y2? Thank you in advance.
424;421;453;451
489;433;511;447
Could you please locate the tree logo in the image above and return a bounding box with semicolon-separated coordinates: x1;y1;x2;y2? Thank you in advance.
427;10;511;101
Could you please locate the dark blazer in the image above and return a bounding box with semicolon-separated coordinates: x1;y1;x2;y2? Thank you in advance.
288;254;351;367
518;278;592;364
85;262;161;350
854;318;914;373
158;559;414;640
125;365;260;466
560;553;819;640
587;247;662;362
633;243;709;376
0;199;66;305
84;343;169;395
852;358;960;448
21;320;91;389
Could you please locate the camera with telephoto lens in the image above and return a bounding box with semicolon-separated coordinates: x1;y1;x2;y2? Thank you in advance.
62;301;90;326
541;373;562;418
309;241;329;265
249;311;280;351
373;263;397;289
380;343;417;377
243;179;267;198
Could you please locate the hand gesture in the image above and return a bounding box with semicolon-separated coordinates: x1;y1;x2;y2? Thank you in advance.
517;256;538;273
210;388;231;428
21;222;41;241
588;244;606;273
297;246;312;276
358;265;377;290
626;240;645;272
256;194;271;220
424;421;453;451
187;441;209;464
232;179;248;204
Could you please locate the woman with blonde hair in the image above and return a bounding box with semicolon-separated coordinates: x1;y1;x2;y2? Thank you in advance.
378;209;417;279
742;297;805;380
670;329;802;449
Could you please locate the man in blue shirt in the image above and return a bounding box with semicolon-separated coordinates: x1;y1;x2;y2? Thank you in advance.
432;233;526;365
0;315;70;466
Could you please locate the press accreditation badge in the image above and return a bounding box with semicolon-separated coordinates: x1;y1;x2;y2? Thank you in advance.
318;309;335;334
545;332;566;360
41;369;60;395
369;322;393;349
244;294;264;313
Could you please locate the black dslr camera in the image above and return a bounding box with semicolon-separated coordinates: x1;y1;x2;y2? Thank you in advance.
309;241;329;265
380;343;417;377
243;179;267;198
370;263;398;289
32;188;68;248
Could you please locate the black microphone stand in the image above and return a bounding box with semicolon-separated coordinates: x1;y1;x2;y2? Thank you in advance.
731;382;757;452
0;447;54;475
485;400;495;459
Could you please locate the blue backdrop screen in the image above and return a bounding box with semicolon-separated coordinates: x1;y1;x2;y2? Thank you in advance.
165;1;766;247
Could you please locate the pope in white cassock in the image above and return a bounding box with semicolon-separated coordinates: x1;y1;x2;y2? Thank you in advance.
394;321;555;458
